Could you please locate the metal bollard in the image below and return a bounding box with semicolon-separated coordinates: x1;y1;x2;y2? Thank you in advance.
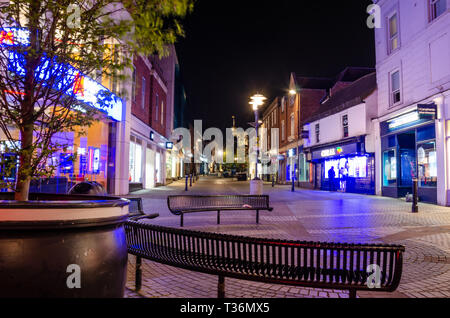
412;178;419;213
272;175;275;188
190;174;192;187
185;175;188;191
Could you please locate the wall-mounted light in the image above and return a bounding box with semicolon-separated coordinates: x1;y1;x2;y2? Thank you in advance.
166;142;174;150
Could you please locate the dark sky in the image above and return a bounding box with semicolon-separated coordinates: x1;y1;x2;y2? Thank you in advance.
175;0;375;131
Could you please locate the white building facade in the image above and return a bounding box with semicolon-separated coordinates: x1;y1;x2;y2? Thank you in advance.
302;73;378;194
372;0;450;205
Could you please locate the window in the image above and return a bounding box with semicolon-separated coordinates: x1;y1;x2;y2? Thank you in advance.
429;0;447;21
272;112;274;126
342;115;349;138
390;70;401;105
315;124;320;143
418;141;437;187
289;95;295;107
155;93;159;121
129;136;142;183
388;13;399;54
141;77;146;109
160;101;164;125
281;98;285;113
290;114;295;137
281;120;285;141
383;149;397;186
131;66;136;102
274;110;277;125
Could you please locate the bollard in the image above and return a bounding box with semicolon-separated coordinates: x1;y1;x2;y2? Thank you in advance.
272;175;275;188
185;175;188;191
412;178;419;213
190;174;192;187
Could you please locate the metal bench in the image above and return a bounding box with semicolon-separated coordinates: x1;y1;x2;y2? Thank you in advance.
127;198;160;221
167;195;274;227
125;221;405;298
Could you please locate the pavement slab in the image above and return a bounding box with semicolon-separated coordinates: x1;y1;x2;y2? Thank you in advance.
125;176;450;298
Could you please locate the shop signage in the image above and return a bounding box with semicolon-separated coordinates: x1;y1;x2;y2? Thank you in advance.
417;103;437;118
321;148;336;157
311;143;358;160
383;104;437;133
388;111;420;130
2;27;123;122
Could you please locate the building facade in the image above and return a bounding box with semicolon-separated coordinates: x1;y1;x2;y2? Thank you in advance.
372;0;449;205
128;51;176;192
303;72;378;194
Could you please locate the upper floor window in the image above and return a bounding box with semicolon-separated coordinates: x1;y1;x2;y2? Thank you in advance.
390;69;402;106
131;66;136;102
315;124;320;143
342;115;349;138
281;120;285;141
141;77;146;109
161;101;164;125
289;95;295;107
388;13;399;54
429;0;447;21
281;98;285;113
155;93;159;121
274;110;277;125
290;114;295;137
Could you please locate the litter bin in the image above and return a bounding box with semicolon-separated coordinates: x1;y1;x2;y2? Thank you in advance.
68;181;107;196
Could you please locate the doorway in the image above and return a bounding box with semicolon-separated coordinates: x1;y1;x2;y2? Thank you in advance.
397;131;416;196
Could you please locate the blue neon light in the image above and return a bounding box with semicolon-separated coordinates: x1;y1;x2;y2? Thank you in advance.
2;27;123;122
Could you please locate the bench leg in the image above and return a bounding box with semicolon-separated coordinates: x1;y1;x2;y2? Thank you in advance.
218;275;225;298
135;256;142;292
180;213;184;227
349;289;357;299
217;210;221;225
256;210;260;224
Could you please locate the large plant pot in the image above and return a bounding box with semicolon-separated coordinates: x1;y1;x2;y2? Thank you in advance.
0;193;129;298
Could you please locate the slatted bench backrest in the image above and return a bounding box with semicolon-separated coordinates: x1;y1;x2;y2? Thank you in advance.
168;195;270;214
125;221;405;292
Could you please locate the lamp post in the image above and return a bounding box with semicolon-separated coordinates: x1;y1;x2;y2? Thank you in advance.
249;94;266;194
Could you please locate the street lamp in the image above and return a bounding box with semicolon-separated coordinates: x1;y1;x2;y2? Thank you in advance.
249;93;266;182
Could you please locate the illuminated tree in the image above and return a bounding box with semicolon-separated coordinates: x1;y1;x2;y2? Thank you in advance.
0;0;194;200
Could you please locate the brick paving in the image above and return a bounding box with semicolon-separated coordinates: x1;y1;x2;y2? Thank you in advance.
124;176;450;298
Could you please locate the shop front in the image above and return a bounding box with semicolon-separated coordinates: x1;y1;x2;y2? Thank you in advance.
380;104;438;203
298;147;313;189
308;138;375;194
286;148;298;183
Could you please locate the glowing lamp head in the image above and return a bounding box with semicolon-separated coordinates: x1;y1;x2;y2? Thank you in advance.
250;94;267;110
289;89;297;95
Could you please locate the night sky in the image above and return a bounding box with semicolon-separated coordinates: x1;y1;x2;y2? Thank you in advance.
175;0;375;131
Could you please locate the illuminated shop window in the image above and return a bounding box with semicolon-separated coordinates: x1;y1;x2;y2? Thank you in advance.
383;150;397;186
418;141;437;187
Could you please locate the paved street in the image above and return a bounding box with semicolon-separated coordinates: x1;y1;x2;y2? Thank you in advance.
124;176;450;298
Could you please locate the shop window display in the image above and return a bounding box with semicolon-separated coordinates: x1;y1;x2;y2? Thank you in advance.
383;150;397;186
417;142;437;187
